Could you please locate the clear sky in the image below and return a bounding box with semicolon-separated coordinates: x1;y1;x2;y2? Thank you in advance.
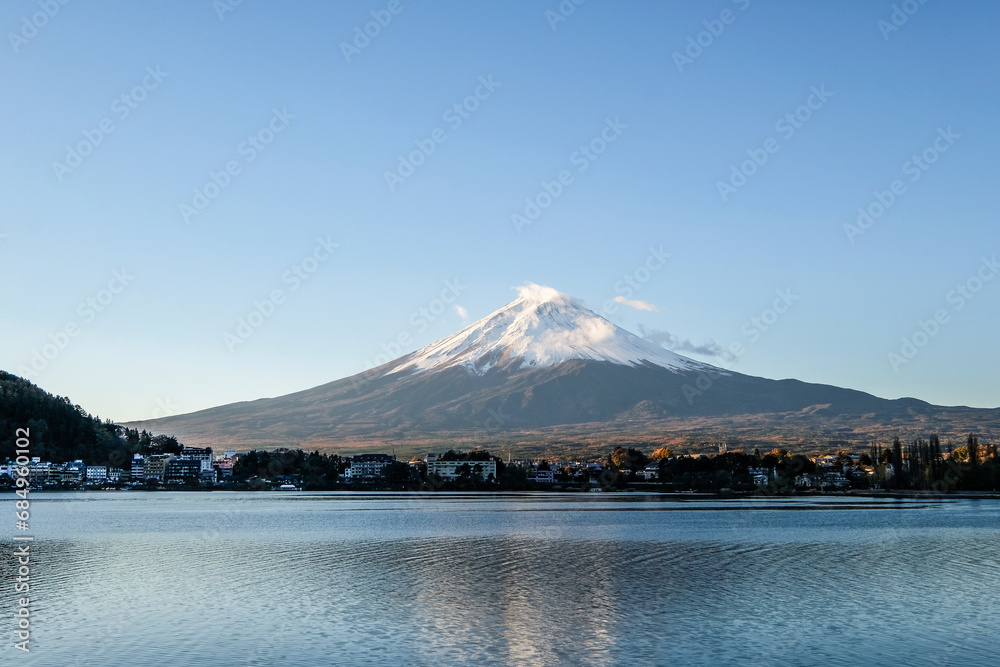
2;0;998;421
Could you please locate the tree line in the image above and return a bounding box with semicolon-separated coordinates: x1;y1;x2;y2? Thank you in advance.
597;437;999;493
0;371;185;466
864;434;999;492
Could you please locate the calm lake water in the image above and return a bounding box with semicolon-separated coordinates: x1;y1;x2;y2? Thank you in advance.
2;492;999;666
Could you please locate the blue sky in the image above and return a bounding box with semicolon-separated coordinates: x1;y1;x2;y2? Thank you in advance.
2;0;998;420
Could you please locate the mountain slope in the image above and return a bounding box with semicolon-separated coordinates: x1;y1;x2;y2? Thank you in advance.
391;284;708;375
126;285;1000;452
1;371;131;464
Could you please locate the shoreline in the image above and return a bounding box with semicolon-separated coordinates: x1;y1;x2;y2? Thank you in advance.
17;487;1000;500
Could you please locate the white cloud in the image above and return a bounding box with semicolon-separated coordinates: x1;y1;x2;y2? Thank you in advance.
614;295;658;311
531;314;615;362
454;305;468;319
516;283;570;306
638;324;736;362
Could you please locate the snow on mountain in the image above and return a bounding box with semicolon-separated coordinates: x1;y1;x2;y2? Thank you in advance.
389;284;714;376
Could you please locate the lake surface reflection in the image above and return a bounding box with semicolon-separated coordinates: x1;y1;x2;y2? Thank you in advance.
2;492;998;666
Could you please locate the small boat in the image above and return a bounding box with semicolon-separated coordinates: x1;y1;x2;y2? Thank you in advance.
278;484;299;491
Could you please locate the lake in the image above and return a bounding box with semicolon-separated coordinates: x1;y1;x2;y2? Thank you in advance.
2;492;999;666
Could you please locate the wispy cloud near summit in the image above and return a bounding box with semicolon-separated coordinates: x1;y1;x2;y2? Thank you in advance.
614;296;658;311
638;325;736;363
515;283;571;306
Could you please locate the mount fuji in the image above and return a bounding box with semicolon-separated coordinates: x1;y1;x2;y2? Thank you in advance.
390;284;710;376
128;285;998;454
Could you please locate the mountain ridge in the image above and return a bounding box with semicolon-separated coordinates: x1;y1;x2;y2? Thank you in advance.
390;284;711;376
125;285;1000;455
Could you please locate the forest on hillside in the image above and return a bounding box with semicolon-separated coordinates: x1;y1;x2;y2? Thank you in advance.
0;371;181;465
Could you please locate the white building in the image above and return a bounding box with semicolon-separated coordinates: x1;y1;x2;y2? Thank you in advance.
131;454;145;482
144;454;174;481
795;472;850;490
425;454;497;482
28;461;52;486
345;454;395;482
180;447;214;472
86;466;108;483
532;469;555;483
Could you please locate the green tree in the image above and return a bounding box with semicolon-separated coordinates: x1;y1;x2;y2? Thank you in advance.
609;446;650;472
968;433;980;467
385;460;411;484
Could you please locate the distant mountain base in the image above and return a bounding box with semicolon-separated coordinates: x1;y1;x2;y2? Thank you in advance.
140;406;1000;461
125;288;1000;460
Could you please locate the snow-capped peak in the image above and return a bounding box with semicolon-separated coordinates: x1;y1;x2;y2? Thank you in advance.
388;283;712;376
